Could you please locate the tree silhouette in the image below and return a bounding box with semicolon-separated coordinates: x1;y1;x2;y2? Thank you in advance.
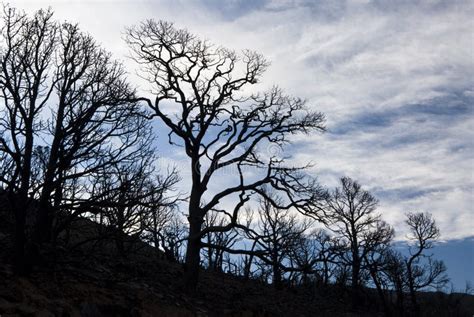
325;177;394;308
246;193;312;288
290;229;340;287
0;7;57;274
126;20;326;289
202;210;241;272
89;155;180;257
0;6;149;273
404;212;448;315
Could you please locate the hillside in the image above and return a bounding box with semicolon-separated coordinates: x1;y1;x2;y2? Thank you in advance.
0;218;358;317
0;202;473;316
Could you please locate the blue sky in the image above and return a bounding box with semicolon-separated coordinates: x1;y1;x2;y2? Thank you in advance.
11;0;473;289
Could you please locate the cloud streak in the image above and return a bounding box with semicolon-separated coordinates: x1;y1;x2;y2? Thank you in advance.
12;0;474;240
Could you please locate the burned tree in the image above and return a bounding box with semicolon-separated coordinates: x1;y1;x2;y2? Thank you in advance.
126;20;326;289
325;177;394;306
202;211;241;272
404;212;448;314
0;7;56;274
0;7;149;273
290;229;340;287
247;193;312;288
89;154;180;257
35;22;149;245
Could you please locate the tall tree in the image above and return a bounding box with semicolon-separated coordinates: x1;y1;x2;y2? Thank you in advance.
0;7;57;273
126;20;326;289
0;6;148;273
35;22;147;244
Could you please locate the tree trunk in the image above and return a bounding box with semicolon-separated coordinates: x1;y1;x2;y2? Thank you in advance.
183;214;202;290
183;156;204;290
36;197;52;243
243;255;253;280
273;264;282;288
323;260;329;286
394;279;405;317
272;252;282;289
369;266;390;316
409;285;419;316
13;198;27;275
13;124;34;275
405;265;419;316
352;256;361;310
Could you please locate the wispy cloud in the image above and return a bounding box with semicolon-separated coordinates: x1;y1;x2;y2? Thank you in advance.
12;0;474;239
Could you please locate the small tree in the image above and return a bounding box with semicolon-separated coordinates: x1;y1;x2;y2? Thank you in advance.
202;211;241;272
382;249;408;315
142;193;185;262
90;154;180;257
246;193;312;288
126;20;326;289
326;177;394;307
404;212;449;314
290;229;340;287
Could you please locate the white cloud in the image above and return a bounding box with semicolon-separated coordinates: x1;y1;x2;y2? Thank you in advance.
8;0;474;240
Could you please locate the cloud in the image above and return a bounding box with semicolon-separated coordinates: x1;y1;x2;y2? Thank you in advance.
9;0;474;240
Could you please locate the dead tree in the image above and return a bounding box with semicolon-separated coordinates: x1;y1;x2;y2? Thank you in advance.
125;20;326;289
0;7;56;273
0;6;148;273
88;153;180;257
154;215;188;262
245;193;312;288
202;211;241;272
35;22;149;244
362;226;396;315
141;186;186;262
381;249;408;315
290;229;340;287
404;212;448;315
326;177;394;307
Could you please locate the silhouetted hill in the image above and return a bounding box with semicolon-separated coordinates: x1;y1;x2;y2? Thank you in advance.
0;194;473;316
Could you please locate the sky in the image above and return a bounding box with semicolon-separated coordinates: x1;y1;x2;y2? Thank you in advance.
8;0;473;288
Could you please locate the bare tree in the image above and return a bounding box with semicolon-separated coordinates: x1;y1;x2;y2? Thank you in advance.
202;211;241;272
156;215;188;263
290;229;340;287
0;6;57;274
141;188;186;262
381;249;408;315
0;6;149;273
363;235;396;315
326;177;394;307
125;20;326;289
404;212;448;315
34;21;148;245
88;153;180;257
245;193;312;288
